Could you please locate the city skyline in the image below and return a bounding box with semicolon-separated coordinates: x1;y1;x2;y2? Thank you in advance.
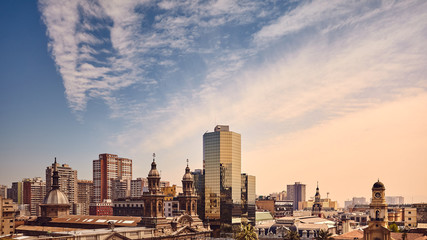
1;0;427;207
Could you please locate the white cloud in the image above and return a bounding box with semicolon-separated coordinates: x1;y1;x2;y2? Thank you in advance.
39;0;427;195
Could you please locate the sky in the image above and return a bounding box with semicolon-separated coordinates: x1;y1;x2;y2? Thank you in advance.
0;0;426;206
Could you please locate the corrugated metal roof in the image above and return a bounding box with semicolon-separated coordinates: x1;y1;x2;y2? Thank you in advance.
50;215;142;226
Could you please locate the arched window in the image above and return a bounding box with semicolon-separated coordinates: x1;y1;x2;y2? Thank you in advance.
376;210;380;219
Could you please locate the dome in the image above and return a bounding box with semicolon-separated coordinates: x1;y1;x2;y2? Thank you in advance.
43;189;69;205
148;161;160;177
373;180;385;189
182;165;193;181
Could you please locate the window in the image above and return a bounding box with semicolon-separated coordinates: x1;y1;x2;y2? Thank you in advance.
408;218;411;220
408;211;411;214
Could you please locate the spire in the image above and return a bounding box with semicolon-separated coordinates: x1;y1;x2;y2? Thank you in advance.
52;157;60;190
185;159;190;173
315;181;320;199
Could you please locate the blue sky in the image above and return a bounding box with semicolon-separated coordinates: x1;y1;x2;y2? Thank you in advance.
1;0;426;205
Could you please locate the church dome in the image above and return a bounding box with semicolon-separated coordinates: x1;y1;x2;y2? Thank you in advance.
372;180;385;189
43;189;69;205
182;166;193;181
148;161;160;177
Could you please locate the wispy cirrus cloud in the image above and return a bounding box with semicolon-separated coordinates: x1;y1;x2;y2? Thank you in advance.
39;0;427;195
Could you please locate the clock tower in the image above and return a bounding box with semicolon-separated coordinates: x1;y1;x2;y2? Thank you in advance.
369;180;388;227
363;180;391;240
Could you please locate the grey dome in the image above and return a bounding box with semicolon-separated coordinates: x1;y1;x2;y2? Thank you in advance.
148;161;160;177
43;189;69;204
373;180;385;189
182;165;193;181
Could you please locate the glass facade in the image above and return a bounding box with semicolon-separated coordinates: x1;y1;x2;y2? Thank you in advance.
203;126;241;225
241;174;256;225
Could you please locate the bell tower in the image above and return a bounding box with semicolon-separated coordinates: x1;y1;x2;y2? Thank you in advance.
363;180;391;240
369;180;388;227
142;153;167;228
178;159;198;216
312;182;322;217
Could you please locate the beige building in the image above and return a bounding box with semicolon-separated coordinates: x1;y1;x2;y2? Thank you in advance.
0;196;17;236
22;177;46;216
300;198;338;210
403;207;417;228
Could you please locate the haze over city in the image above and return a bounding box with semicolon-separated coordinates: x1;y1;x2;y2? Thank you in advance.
1;0;427;207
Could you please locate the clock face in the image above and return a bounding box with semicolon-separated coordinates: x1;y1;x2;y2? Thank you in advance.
375;192;381;199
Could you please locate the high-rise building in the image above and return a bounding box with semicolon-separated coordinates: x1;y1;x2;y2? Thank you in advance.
131;178;148;198
112;177;131;200
10;182;23;204
93;153;132;202
22;177;46;216
203;125;242;226
192;169;205;220
241;173;256;225
77;180;93;215
287;182;306;210
46;162;77;213
0;185;7;198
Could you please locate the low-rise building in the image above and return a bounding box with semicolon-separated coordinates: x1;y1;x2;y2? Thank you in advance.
404;207;417;228
89;199;113;216
113;198;144;216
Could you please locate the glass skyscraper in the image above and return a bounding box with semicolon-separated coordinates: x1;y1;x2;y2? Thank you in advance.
203;125;242;226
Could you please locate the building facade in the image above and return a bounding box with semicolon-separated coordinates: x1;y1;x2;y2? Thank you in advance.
192;169;205;220
89;199;114;216
130;178;148;198
93;153;132;202
22;177;46;216
241;173;256;225
287;182;306;210
203;125;242;226
77;180;93;215
0;185;7;198
0;196;17;236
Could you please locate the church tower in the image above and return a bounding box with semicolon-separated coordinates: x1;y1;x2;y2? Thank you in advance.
178;160;198;216
142;154;167;227
40;158;71;218
311;182;322;217
363;180;391;240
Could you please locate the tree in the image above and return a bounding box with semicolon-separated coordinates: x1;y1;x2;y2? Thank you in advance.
316;229;334;240
235;223;258;240
283;230;301;240
388;223;399;232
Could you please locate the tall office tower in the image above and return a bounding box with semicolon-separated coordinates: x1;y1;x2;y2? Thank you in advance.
131;178;148;198
93;153;132;202
192;169;205;220
46;162;77;212
22;177;46;216
241;173;256;225
287;182;306;210
77;180;93;215
203;125;242;226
